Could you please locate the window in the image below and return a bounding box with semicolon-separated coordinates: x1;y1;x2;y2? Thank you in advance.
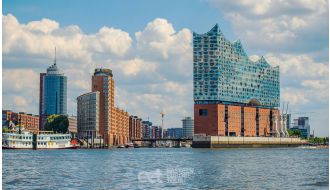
199;109;208;116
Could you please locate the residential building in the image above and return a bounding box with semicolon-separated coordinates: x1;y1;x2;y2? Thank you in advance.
87;68;130;146
115;107;129;145
166;128;183;138
151;126;162;139
77;92;100;139
182;117;194;138
2;110;39;131
142;121;152;138
129;116;143;140
193;24;281;137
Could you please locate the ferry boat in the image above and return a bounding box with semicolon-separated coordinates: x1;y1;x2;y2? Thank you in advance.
2;131;78;149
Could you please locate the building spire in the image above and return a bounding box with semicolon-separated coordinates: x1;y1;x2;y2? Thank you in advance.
54;46;57;65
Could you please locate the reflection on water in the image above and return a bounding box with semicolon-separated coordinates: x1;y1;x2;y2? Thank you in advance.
3;148;329;190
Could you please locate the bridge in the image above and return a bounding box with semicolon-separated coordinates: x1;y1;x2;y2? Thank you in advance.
132;138;192;142
131;138;193;147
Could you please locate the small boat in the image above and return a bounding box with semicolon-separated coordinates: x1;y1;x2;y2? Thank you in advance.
125;142;134;148
2;131;78;149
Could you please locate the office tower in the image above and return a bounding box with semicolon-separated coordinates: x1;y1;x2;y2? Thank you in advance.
92;68;115;145
39;54;67;130
182;117;194;138
77;91;100;139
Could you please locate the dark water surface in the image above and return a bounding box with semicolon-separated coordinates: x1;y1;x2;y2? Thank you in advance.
3;148;329;190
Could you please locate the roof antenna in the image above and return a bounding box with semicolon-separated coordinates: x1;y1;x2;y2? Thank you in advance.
54;46;57;65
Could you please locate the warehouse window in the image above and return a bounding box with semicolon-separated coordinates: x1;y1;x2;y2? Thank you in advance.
199;109;208;116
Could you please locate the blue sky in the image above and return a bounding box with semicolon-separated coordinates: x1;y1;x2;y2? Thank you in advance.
3;1;234;39
2;0;329;136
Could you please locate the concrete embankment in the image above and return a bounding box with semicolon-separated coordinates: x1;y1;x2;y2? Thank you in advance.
192;136;307;148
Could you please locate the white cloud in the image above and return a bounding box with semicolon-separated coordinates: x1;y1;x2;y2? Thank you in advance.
135;18;192;60
209;0;329;54
114;58;157;76
13;96;29;107
2;14;194;129
301;80;328;89
85;26;132;56
25;18;59;33
3;13;131;64
265;53;328;78
282;89;309;105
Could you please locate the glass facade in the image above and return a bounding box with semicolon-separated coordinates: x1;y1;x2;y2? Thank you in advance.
182;117;194;138
193;24;280;108
42;64;67;115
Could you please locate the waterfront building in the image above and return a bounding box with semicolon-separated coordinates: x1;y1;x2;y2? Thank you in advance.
68;116;77;134
162;129;168;138
193;24;281;137
77;92;100;139
151;126;162;139
2;110;39;131
166;128;183;138
286;114;291;129
92;68;115;145
39;58;67;130
182;117;194;138
114;107;129;145
88;68;130;146
142;121;152;138
291;117;310;138
129;116;143;140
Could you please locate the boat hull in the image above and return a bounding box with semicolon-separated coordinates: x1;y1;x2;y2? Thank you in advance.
2;146;78;150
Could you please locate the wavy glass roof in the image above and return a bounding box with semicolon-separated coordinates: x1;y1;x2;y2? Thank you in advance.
193;24;280;108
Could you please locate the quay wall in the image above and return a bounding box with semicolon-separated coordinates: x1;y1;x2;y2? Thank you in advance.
192;136;307;148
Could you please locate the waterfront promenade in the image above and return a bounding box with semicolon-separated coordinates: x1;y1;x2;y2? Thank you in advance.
3;148;328;189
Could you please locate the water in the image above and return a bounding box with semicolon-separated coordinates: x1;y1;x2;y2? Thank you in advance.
3;148;329;190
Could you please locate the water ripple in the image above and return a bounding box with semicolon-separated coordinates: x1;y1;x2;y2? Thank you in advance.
2;148;328;190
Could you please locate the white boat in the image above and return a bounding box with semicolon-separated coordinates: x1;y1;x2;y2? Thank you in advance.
2;131;78;149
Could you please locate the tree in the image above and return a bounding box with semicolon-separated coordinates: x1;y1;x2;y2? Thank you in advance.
288;129;301;137
45;114;69;133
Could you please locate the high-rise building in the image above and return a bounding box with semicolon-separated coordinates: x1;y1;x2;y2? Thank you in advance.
89;68;129;146
142;121;152;139
286;114;291;129
182;117;194;138
193;24;281;137
129;116;143;140
39;55;67;130
77;91;100;139
91;68;114;145
151;126;162;139
39;73;46;128
291;117;310;138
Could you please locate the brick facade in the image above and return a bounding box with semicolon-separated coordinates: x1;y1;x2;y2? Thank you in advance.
194;104;280;137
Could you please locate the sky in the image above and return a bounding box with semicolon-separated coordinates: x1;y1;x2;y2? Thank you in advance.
2;0;329;136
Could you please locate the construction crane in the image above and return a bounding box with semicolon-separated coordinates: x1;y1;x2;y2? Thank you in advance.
160;112;165;129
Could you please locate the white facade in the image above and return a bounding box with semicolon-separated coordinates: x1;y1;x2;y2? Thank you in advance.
182;117;194;138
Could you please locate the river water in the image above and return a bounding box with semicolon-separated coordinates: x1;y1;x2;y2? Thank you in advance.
2;148;329;190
